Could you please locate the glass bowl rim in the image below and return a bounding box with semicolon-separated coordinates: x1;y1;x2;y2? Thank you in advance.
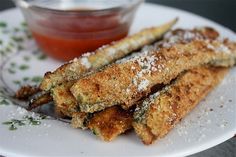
13;0;144;15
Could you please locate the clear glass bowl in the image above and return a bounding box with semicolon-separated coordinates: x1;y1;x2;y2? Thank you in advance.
13;0;144;61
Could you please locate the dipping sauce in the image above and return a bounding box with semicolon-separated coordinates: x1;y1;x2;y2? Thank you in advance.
16;0;142;61
30;8;129;61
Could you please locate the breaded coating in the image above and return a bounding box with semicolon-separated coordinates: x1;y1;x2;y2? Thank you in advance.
71;112;92;129
15;85;40;100
51;81;77;117
133;67;229;145
39;19;178;91
51;27;225;117
88;106;133;141
71;37;236;113
28;92;53;111
50;36;164;118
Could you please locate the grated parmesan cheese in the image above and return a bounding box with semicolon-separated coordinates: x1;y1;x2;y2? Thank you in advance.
16;107;28;115
80;57;91;69
216;44;230;53
138;79;150;91
134;92;160;123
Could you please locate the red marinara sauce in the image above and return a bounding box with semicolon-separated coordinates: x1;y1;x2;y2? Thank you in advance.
30;8;129;61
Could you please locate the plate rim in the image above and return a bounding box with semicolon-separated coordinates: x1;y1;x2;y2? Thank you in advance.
0;3;236;157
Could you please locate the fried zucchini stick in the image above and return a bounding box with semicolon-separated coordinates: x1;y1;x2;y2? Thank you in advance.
71;112;92;129
51;81;77;117
40;18;178;91
50;20;178;117
71;36;236;113
52;28;221;116
132;67;229;144
15;85;40;100
51;37;163;118
88;106;133;141
28;92;53;111
71;106;133;141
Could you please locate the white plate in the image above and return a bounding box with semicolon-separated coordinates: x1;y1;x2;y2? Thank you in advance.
0;3;236;157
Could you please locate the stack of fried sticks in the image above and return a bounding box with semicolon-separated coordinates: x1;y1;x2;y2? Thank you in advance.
24;18;236;145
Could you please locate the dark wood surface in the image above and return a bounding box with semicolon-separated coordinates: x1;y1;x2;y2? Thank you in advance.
0;0;235;157
1;0;235;31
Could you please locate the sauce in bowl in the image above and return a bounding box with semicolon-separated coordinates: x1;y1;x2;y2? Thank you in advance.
31;8;129;61
14;0;143;61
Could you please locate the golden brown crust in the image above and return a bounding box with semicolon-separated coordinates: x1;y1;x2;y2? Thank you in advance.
15;85;40;100
31;24;235;144
133;67;229;145
39;19;178;91
88;106;133;141
132;122;156;145
28;92;53;111
195;27;219;40
71;39;236;113
71;112;91;129
51;81;77;117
